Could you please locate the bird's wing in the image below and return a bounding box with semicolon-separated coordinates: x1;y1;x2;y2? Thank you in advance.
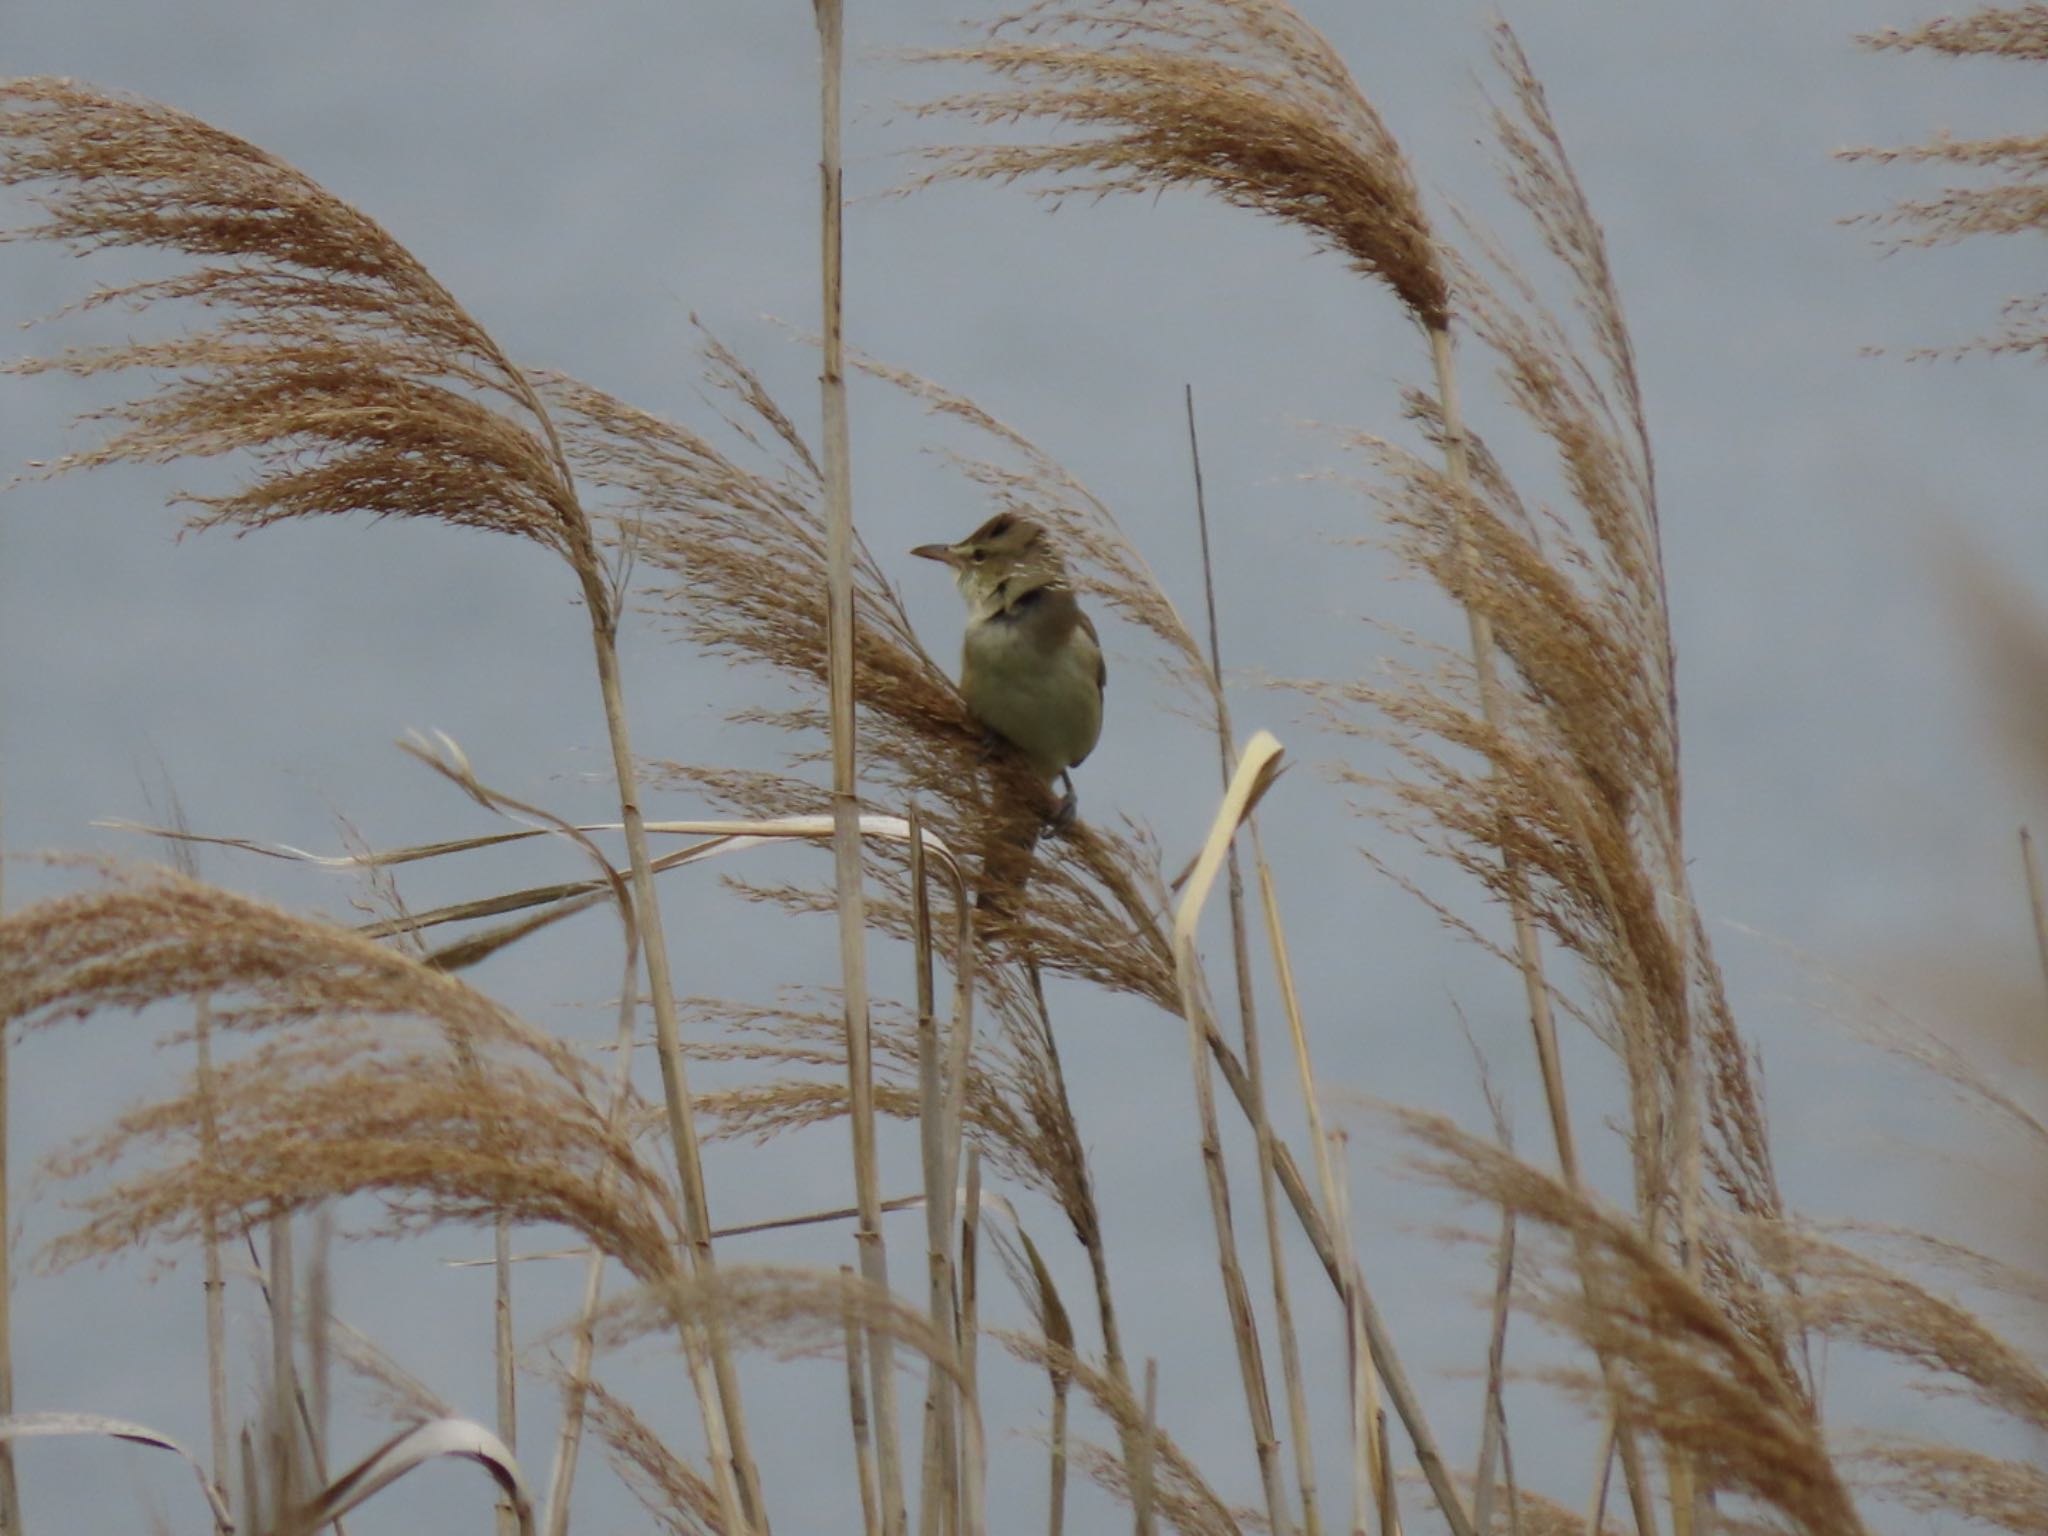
1077;605;1107;691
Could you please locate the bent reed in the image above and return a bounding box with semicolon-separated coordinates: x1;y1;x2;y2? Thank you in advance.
0;4;2042;1535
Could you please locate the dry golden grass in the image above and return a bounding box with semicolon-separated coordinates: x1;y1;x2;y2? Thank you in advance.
1843;5;2048;359
546;345;1188;1004
0;865;682;1286
0;78;601;584
1397;1110;1861;1536
907;0;1447;328
582;1380;724;1536
1;8;2045;1536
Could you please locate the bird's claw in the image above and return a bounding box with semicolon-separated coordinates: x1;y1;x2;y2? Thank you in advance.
1045;775;1079;836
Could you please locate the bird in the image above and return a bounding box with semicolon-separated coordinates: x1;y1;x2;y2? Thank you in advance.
912;512;1105;829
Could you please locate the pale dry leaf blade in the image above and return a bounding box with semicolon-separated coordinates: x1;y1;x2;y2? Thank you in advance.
1170;729;1287;993
300;1417;533;1535
0;1411;234;1533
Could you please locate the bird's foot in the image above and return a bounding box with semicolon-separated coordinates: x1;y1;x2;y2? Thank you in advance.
1045;775;1079;836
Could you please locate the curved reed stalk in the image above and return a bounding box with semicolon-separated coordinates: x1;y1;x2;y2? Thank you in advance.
902;3;1674;1527
0;76;765;1525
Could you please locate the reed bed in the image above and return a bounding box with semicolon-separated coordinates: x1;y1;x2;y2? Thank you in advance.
0;3;2042;1535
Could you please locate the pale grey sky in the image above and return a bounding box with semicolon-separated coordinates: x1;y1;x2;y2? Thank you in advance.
3;2;2045;1531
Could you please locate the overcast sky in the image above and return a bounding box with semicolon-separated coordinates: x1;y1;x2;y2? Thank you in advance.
3;2;2046;1532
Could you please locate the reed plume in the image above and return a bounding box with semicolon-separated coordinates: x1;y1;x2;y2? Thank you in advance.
906;0;1447;329
1396;1109;1863;1536
0;865;678;1285
0;79;594;574
1842;4;2048;359
0;75;764;1520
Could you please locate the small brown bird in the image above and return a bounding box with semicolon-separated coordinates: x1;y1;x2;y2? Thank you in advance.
912;512;1106;826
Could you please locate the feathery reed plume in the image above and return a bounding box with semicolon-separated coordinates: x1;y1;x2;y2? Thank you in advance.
1852;1442;2048;1536
1742;1223;2048;1535
545;347;1174;1392
1843;5;2048;359
1760;1227;2048;1430
0;863;751;1534
904;17;1612;1522
689;994;1085;1230
1395;1110;1866;1536
0;77;761;1512
905;0;1447;329
0;869;673;1279
585;1258;987;1533
0;79;592;571
1305;15;1813;1395
996;1333;1243;1536
582;1381;725;1536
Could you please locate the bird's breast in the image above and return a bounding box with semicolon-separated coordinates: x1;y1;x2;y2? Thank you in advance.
960;618;1104;779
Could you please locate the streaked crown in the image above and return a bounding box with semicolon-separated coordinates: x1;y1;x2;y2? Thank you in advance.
911;512;1069;618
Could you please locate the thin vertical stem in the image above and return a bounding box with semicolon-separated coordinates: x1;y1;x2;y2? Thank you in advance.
240;1230;343;1536
1584;1415;1616;1536
1327;1134;1380;1536
813;3;905;1532
843;1265;884;1536
495;1215;517;1536
583;608;756;1536
958;1151;987;1536
1429;321;1659;1536
1471;1209;1516;1536
1047;1377;1069;1536
269;1217;297;1519
2021;827;2048;1008
1373;1410;1397;1536
1131;1360;1160;1536
1186;385;1321;1536
912;812;960;1536
543;945;648;1536
1256;869;1464;1536
239;1428;260;1534
1025;963;1128;1397
1180;988;1290;1536
195;1001;231;1524
0;797;16;1536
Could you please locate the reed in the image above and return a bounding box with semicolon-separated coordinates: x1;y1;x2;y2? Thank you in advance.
0;7;2043;1536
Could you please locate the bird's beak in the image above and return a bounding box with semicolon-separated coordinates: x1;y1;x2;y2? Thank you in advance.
910;542;963;567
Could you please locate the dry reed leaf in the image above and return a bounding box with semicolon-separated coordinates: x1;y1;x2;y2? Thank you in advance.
906;0;1448;327
0;1411;234;1533
299;1417;533;1536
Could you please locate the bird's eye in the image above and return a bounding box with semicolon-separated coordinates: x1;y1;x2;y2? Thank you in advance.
971;551;986;563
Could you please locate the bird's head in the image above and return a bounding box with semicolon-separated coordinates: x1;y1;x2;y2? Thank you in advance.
911;513;1067;620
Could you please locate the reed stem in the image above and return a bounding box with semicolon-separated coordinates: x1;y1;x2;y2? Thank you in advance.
1427;319;1659;1536
813;6;907;1531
